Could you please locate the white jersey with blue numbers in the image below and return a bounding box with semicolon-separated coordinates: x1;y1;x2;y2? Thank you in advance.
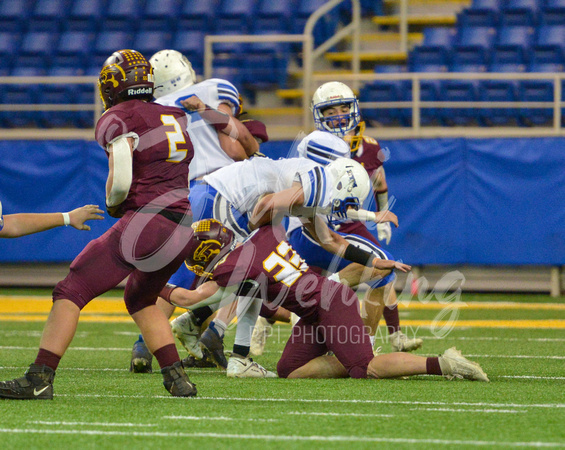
155;78;241;180
204;157;333;215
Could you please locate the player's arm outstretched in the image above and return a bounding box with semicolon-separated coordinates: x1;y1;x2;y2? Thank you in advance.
160;280;240;310
0;203;104;238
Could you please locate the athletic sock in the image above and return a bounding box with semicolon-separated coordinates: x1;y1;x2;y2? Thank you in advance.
192;306;214;327
35;348;61;371
153;343;180;369
209;319;227;338
426;357;442;375
232;344;250;358
383;304;401;335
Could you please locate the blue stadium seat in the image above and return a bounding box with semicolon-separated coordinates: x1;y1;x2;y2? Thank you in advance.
519;80;555;126
450;48;489;72
66;0;105;31
29;0;69;31
438;80;480;126
178;0;219;32
141;0;179;30
253;0;296;32
18;31;58;68
408;46;450;73
133;31;173;60
0;0;33;32
359;81;406;127
54;31;95;68
491;25;534;71
171;31;205;73
211;66;242;88
2;66;45;128
469;0;502;11
0;32;20;69
536;24;565;52
479;80;519;126
422;27;457;47
92;31;134;67
456;26;497;48
215;0;258;33
489;47;529;72
247;30;291;55
105;0;144;31
457;8;499;28
529;45;565;70
291;0;340;46
239;53;288;89
499;1;540;27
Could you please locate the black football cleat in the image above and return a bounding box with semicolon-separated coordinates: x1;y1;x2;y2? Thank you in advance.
0;364;55;400
161;361;197;397
199;327;228;370
181;350;218;369
130;338;153;373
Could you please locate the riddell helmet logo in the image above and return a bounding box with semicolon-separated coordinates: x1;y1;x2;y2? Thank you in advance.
128;87;152;95
193;239;222;263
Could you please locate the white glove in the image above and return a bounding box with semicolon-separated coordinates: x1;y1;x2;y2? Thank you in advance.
377;222;392;245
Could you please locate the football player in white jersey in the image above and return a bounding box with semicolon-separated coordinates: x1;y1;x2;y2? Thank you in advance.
127;49;263;375
305;82;423;353
0;200;103;238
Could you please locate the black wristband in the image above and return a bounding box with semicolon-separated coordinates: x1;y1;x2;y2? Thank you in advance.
344;244;373;266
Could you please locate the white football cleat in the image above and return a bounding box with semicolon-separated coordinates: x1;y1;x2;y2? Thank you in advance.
226;355;277;378
389;330;423;352
250;317;272;356
439;347;490;382
171;312;203;360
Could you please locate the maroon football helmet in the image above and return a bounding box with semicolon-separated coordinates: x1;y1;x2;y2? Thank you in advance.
98;49;154;110
185;219;235;277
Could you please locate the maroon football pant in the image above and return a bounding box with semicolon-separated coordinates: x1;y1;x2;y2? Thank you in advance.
53;209;193;315
277;286;374;379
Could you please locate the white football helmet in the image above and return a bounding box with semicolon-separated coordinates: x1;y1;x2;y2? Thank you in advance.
326;158;371;218
311;81;361;137
149;49;196;98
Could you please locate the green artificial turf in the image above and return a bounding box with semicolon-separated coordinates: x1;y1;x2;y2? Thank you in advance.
0;291;564;449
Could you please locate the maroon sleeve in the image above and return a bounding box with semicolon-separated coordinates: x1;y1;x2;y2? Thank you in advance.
95;108;133;148
212;243;259;288
241;119;269;143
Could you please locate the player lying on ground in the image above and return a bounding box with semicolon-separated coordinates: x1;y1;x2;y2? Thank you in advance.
162;219;489;382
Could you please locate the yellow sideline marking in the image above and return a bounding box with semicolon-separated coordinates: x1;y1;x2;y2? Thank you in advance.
1;297;565;328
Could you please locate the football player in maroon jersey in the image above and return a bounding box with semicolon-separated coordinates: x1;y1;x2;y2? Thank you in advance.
310;81;422;353
161;219;488;382
0;49;202;400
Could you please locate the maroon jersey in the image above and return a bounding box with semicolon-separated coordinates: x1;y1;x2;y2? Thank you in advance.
212;225;356;322
95;100;193;216
351;135;384;179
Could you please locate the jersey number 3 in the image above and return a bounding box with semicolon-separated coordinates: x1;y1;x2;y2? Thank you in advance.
161;115;188;163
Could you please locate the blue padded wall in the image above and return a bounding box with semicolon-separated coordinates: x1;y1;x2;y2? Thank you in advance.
1;137;564;265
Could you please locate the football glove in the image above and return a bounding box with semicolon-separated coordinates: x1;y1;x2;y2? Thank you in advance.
377;222;392;245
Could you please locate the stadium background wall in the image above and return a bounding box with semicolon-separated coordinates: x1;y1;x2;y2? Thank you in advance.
1;137;564;265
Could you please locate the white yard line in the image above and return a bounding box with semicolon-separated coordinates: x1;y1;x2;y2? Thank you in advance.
0;429;563;447
409;408;526;414
27;421;156;427
287;412;394;417
163;416;277;422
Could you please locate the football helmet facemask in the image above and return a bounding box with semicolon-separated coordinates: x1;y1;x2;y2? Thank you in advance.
149;49;196;98
311;81;361;137
98;49;154;110
326;158;371;218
